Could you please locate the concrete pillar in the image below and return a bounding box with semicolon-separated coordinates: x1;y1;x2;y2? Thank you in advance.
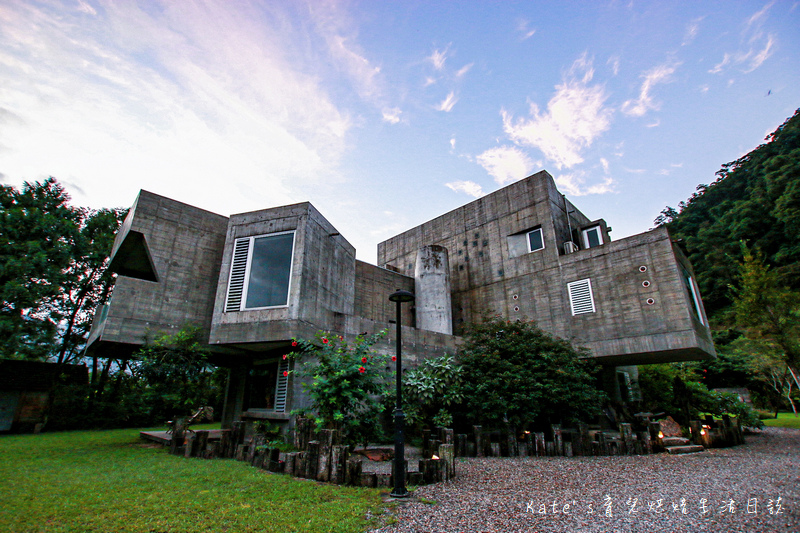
414;245;453;335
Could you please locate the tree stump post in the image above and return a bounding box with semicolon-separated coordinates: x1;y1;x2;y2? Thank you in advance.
316;429;333;482
330;445;348;485
534;432;545;456
551;424;563;456
304;441;320;479
455;434;468;457
473;426;483;458
439;443;455;481
346;456;362;486
422;429;431;458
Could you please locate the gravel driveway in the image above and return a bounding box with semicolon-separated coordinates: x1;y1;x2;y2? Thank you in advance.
369;427;799;532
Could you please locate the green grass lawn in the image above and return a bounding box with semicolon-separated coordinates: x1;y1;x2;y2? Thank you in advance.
0;427;389;532
762;411;800;429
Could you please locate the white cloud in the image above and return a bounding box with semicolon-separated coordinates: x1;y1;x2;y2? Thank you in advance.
427;46;450;70
607;56;620;76
0;1;351;214
456;63;474;78
516;19;536;41
710;3;775;74
682;17;703;46
382;107;402;124
556;168;613;196
621;63;679;117
476;146;535;185
502;55;612;169
446;180;484;198
437;91;458;112
745;35;775;72
646;119;660;128
449;137;456;151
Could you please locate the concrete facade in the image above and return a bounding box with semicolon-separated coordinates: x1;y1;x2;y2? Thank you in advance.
87;170;714;427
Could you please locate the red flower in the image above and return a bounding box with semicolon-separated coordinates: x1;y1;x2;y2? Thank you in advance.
291;341;298;347
361;357;367;363
282;354;287;360
322;337;329;344
283;371;288;377
359;366;365;373
391;355;397;362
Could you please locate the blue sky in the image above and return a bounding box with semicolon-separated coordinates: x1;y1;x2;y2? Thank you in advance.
1;1;798;263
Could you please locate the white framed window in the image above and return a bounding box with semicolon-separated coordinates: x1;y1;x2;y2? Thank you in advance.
225;231;295;312
681;268;705;325
567;278;596;315
582;226;603;249
527;228;545;253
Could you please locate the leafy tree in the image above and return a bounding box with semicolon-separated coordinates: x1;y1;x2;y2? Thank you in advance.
0;177;125;362
457;317;606;430
637;362;764;429
0;178;81;359
50;207;126;364
731;244;800;391
134;326;224;424
656;109;800;318
288;331;393;447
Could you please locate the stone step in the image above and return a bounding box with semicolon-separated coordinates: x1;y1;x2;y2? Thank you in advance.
665;445;705;455
661;436;690;447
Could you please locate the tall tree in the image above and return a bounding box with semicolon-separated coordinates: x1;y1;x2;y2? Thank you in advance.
656;109;800;318
0;178;81;359
731;245;800;383
49;207;126;364
0;178;124;362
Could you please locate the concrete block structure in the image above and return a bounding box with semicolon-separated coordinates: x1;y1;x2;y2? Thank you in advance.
87;170;714;428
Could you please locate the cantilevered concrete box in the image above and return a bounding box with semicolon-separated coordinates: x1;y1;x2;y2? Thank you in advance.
87;170;714;426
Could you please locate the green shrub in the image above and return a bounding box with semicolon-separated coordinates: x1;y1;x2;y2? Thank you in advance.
288;331;392;447
456;317;606;431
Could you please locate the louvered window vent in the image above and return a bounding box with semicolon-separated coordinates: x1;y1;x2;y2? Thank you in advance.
567;278;596;315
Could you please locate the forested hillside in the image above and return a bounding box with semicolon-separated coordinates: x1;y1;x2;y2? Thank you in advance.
656;109;800;319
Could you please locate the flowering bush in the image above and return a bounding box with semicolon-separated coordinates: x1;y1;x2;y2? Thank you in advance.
287;330;392;447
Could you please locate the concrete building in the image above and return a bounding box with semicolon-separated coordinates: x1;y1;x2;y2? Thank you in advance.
86;170;714;428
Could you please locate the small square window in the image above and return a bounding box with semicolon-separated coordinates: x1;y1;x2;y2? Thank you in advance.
527;228;544;253
582;226;603;249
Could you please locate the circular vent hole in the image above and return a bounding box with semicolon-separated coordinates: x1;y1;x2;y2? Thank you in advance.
512;294;519;300
642;280;651;288
646;298;655;305
514;306;520;312
639;266;647;273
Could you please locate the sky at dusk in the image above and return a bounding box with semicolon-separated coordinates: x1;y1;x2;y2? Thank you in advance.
1;1;798;263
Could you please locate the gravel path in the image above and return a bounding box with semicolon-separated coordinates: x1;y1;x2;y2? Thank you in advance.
368;427;800;532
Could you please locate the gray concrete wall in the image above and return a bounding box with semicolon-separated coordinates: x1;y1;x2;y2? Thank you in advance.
353;261;415;327
86;190;229;353
377;171;715;365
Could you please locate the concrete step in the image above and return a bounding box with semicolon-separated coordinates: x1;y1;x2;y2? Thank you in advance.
665;444;705;455
661;436;690;447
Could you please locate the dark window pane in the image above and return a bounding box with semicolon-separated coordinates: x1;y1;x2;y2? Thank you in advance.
245;233;294;308
528;229;544;252
585;227;601;248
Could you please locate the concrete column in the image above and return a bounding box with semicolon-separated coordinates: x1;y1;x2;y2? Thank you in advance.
414;245;452;335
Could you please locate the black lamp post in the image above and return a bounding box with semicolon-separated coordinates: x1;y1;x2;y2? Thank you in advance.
389;288;414;498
